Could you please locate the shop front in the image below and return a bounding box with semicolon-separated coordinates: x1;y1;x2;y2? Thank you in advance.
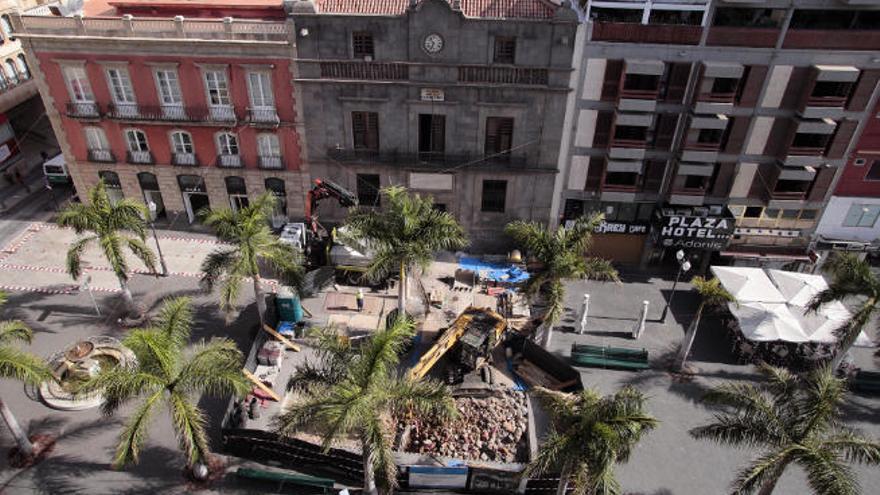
562;199;653;265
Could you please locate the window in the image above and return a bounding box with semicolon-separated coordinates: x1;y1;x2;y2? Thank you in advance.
16;55;29;80
485;117;514;157
781;209;800;219
418;114;445;155
648;9;702;26
791;133;831;151
356;174;380;206
481;180;507;213
493;36;516;64
352;111;379;151
247;71;275;109
712;8;783;28
106;67;135;105
744;206;763;218
226;176;249;211
203;70;230;106
63;65;94;102
697;128;724;144
591;7;643;23
711;77;739;94
257;133;280;157
4;60;16;85
842;204;880;228
0;71;7;90
0;15;12;40
865;161;880;181
155;69;183;106
84;127;109;151
800;209;818;220
604;172;639;187
125;129;149;152
623;74;660;91
265;177;287;222
788;9;880;30
170;131;195;165
811;81;853;99
774;180;811;194
613;125;648;142
352;32;374;59
683;175;709;190
216;132;239;155
99;171;124;204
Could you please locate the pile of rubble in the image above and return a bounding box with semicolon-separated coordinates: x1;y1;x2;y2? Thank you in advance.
402;390;527;463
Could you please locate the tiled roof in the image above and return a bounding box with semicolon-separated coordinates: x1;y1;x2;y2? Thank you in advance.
315;0;557;19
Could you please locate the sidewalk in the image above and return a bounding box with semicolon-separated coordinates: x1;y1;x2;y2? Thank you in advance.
0;136;61;213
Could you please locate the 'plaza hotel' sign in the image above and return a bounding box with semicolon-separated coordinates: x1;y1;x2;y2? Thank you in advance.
655;207;735;251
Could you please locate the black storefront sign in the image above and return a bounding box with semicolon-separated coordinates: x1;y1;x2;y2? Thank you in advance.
595;220;649;235
655;207;735;251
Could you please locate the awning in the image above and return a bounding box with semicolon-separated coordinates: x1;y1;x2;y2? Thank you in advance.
606;160;644;174
615;113;654;127
624;59;665;76
703;62;744;79
728;302;811;343
711;266;787;303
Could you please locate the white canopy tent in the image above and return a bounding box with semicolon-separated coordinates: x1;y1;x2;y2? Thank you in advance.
712;266;875;347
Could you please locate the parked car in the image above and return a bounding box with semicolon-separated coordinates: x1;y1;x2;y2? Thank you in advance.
43;153;71;186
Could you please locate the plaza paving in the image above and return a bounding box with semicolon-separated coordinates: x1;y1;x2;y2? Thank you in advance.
0;233;876;493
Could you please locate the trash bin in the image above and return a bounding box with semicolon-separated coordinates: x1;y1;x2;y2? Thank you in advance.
276;286;303;323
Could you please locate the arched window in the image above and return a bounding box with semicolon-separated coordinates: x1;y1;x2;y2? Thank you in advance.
98;170;124;204
137;172;159;191
0;15;13;41
215;132;240;167
4;60;17;85
138;172;165;219
225;176;249;211
15;55;28;80
124;129;151;164
0;70;8;90
84;127;111;162
170;130;195;165
265;177;287;224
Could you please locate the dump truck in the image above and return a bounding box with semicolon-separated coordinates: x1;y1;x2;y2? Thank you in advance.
408;307;507;381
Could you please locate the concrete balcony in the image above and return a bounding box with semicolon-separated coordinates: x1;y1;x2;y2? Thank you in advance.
681;149;719;162
592;22;702;45
706;27;780;48
783;29;880;50
326;148;533;170
618;98;657;112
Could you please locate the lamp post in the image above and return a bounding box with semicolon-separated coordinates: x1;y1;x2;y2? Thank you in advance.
148;201;168;277
660;250;691;323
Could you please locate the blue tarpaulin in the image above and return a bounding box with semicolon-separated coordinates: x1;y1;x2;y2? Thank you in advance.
458;257;530;284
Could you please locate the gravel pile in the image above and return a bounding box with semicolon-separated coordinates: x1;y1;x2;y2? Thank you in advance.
403;390;527;463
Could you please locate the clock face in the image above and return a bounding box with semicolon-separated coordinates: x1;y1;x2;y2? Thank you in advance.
423;33;444;54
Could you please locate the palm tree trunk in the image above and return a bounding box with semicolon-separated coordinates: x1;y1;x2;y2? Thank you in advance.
0;398;33;456
757;470;782;495
397;261;406;316
253;275;267;329
362;445;378;495
541;321;554;349
675;303;705;371
118;276;134;313
555;465;570;495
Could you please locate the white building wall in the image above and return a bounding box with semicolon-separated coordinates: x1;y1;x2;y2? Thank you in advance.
815;196;880;243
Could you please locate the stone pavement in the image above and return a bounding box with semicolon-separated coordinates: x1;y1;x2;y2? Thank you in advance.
0;222;228;294
545;272;880;495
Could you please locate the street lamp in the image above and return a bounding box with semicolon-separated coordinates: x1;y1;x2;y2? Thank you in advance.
148;201;168;277
660;250;691;323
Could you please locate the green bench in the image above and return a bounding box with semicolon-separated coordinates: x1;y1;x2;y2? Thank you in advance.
570;344;649;371
236;467;336;492
851;370;880;395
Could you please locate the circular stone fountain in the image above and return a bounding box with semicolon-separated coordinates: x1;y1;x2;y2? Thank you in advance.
40;336;136;411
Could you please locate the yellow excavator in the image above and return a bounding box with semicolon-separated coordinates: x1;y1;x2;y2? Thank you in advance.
407;307;507;381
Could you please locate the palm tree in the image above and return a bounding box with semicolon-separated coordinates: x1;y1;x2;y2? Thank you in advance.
83;297;249;470
58;180;157;313
674;276;735;372
526;386;658;495
807;252;879;371
276;316;456;494
0;291;52;458
343;186;467;316
200;193;304;327
691;364;880;495
505;213;619;347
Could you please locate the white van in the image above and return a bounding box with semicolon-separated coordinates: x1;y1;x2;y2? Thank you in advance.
43;153;71;186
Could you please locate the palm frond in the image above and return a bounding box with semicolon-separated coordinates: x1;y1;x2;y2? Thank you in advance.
582;257;620;282
65;235;95;281
199;248;240;292
90;368;163;417
0;320;33;345
112;390;163;468
0;345;51;384
822;429;880;465
124;236;157;275
57;202;101;234
177;338;249;397
363;413;399;491
524;429;570;477
797;445;859;495
107;199;150;239
99;232;130;281
388;377;456;421
168;391;210;466
153;297;193;347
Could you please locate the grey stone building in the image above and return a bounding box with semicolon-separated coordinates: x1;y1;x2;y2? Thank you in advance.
288;0;578;251
556;0;880;267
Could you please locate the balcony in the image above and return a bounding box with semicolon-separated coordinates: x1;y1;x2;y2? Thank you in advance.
697;92;737;104
172;152;198;166
246;108;280;127
106;104;237;125
319;61;409;81
66;102;100;119
783;30;880;50
326;148;530;169
87;149;114;163
106;103;141;119
258;155;283;169
458;66;548;86
592;22;702;45
126;150;154;165
706;27;780;47
208;106;236;122
216;154;242;168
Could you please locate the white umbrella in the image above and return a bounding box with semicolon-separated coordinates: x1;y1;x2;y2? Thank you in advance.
767;270;828;308
728;301;811;342
798;310;875;348
712;266;787;304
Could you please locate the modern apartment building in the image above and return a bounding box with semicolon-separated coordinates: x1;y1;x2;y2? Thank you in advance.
557;0;880;267
13;0;307;226
814;98;880;262
289;0;578;250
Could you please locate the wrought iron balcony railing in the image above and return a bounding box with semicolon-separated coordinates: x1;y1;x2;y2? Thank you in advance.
66;101;100;119
126;150;154;165
327;148;530;169
216;154;242;168
258;155;283;169
246;107;280;126
172;152;198;166
87;149;114;163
